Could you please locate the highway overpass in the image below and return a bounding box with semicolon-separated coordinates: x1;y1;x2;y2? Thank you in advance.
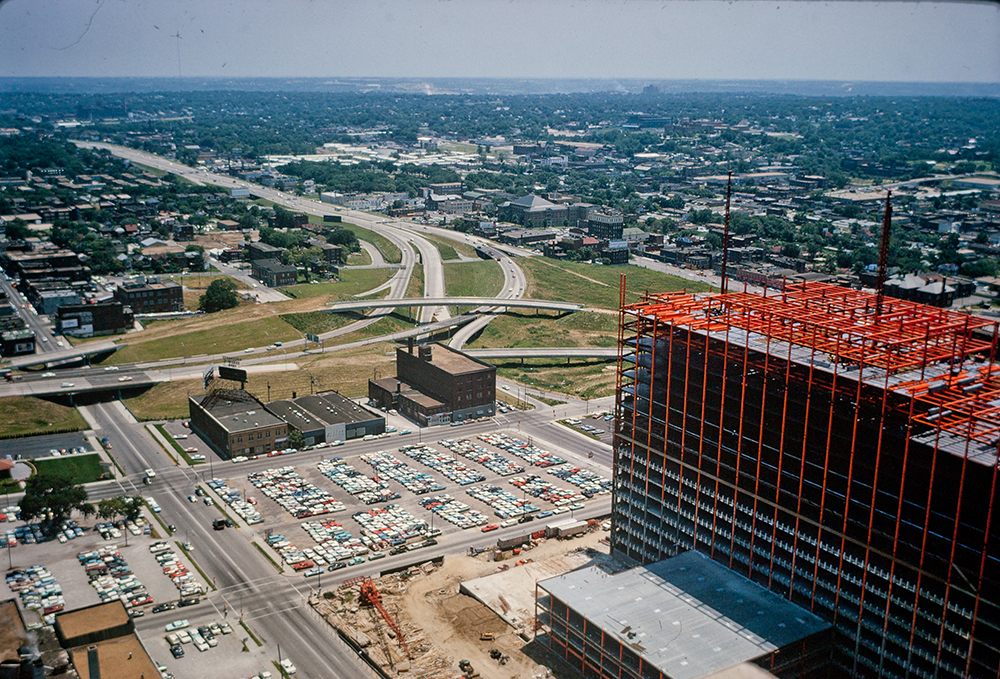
326;297;582;314
3;341;122;371
0;372;160;400
462;347;618;361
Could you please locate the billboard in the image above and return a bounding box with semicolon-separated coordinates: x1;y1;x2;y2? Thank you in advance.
203;364;214;390
306;333;320;343
219;365;249;383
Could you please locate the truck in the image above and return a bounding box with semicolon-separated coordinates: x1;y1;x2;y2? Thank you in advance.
545;519;588;539
496;532;534;551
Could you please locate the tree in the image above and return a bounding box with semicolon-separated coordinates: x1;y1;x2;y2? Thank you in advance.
199;278;240;313
287;429;304;449
4;218;31;240
19;474;93;533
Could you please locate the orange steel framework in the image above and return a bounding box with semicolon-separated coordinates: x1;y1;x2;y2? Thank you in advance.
612;278;1000;679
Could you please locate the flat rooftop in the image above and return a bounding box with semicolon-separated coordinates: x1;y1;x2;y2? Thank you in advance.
400;342;492;376
55;600;130;641
0;599;24;663
70;635;158;679
538;551;830;679
267;391;380;428
197;389;285;434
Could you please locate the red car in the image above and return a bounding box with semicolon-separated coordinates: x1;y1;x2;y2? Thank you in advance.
481;524;499;533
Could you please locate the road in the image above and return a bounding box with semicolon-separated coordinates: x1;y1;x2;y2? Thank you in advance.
70;141;528;350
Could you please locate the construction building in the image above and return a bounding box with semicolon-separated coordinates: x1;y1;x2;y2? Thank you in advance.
535;551;832;679
613;280;999;678
368;340;495;426
188;389;289;458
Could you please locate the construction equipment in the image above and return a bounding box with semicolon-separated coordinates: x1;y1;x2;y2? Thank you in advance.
458;659;479;677
359;579;410;659
479;632;495;641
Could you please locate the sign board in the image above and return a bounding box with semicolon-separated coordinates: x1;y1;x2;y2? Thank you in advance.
306;333;320;343
203;364;215;390
219;365;249;383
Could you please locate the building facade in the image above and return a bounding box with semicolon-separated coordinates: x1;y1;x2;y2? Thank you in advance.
113;278;183;314
55;300;133;337
369;342;495;425
612;282;999;679
188;389;288;458
251;258;297;287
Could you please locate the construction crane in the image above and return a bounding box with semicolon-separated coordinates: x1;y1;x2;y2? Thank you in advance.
359;579;410;659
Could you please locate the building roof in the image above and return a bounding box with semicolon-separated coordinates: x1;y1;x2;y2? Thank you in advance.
195;389;286;434
510;194;558;210
254;258;297;274
70;635;158;679
400;342;493;376
538;551;830;679
266;391;381;430
55;601;130;642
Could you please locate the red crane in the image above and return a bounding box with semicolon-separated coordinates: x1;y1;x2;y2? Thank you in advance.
359;579;410;658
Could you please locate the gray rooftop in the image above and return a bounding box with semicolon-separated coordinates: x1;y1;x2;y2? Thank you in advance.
198;390;285;434
266;391;381;429
538;551;830;679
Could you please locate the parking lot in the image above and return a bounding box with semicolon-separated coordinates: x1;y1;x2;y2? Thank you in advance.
205;428;611;574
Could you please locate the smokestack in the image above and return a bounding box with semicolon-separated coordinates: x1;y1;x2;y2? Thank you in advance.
87;646;100;679
408;337;414;352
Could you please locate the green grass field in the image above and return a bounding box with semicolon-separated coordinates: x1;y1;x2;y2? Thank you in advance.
280;311;359;336
346;248;372;266
521;258;708;309
444;260;504;298
341;223;402;264
33;454;107;483
467;311;619;349
108;316;300;364
279;268;393;300
496;358;618;399
0;397;87;438
423;232;478;259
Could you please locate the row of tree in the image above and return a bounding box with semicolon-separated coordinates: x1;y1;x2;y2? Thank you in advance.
18;473;145;536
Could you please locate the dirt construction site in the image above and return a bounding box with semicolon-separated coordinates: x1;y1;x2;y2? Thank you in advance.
311;527;630;679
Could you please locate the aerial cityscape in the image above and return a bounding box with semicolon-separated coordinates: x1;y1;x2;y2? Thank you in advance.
1;2;999;679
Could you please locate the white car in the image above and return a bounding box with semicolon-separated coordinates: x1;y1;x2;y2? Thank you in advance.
244;347;254;353
279;659;296;675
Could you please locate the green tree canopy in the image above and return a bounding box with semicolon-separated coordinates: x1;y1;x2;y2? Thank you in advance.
198;278;240;313
19;474;93;531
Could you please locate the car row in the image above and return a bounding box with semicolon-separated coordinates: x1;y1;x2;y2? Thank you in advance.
478;433;567;468
78;546;152;611
316;458;400;504
510;474;586;507
351;503;427;552
248;466;346;519
548;466;612;496
300;519;369;562
205;478;263;524
467;484;542;519
5;565;64;621
153;545;204;598
399;444;486;486
418;495;490;530
359;451;446;495
437;438;524;476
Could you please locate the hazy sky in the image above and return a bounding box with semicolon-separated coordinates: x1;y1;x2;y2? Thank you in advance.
2;0;998;83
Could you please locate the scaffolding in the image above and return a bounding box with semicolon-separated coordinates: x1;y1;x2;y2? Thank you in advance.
613;280;1000;679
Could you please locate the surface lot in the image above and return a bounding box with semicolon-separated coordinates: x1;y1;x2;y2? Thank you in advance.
0;516;208;619
211;428;610;570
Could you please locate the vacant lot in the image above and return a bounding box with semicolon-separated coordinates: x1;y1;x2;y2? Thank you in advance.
468;310;618;349
0;397;87;438
279;268;394;300
496;358;618;399
444;260;504;298
123;343;399;420
521;258;708;309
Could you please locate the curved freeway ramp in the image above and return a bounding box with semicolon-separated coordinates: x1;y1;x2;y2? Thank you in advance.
325;297;582;314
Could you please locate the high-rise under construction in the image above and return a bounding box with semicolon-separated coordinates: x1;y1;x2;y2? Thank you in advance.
613;281;999;678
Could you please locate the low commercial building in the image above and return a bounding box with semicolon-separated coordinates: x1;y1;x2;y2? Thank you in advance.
56;601;158;679
247;241;284;262
251;258;297;287
265;391;384;444
0;328;35;356
188;389;289;459
369;341;495;425
113;277;183;314
535;551;833;679
55;301;133;337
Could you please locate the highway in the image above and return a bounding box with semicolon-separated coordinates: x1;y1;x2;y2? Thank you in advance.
325;296;580;314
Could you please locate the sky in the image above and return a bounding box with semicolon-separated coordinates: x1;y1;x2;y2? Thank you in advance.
1;0;998;84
